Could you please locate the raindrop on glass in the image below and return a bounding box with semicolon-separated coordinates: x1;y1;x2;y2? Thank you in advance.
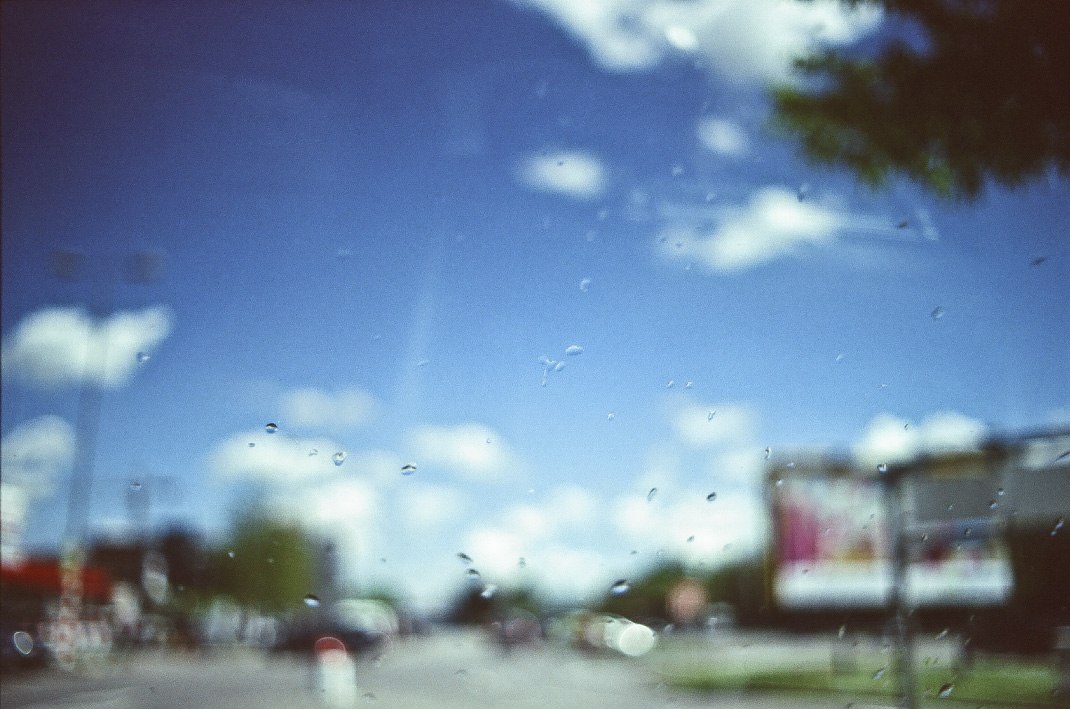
835;353;844;362
872;667;885;680
12;631;33;656
607;411;615;421
457;552;473;563
265;422;279;434
686;535;695;543
665;379;674;388
947;504;954;512
303;594;321;608
964;527;972;537
227;551;235;559
248;442;255;448
480;584;498;599
938;683;954;698
610;579;630;595
130;481;143;491
684;380;693;389
466;568;481;580
797;183;810;201
706;492;717;502
838;625;846;639
565;344;584;356
1053;518;1065;536
553;361;566;372
518;557;526;568
401;463;417;475
136;351;150;364
647;487;657;502
936;628;949;639
332;451;347;466
671;163;684;177
775;478;784;487
877;463;888;474
930;306;945;320
989;500;998;510
707;410;716;421
309;448;318;456
997;487;1005;496
579;278;592;292
764;447;772;460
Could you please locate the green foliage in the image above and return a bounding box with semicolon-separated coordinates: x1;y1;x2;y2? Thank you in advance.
218;516;317;614
773;1;1070;199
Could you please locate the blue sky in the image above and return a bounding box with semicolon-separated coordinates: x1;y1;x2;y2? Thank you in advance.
3;0;1068;611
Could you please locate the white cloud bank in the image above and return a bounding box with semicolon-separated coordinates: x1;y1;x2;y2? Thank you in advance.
279;386;377;431
516;150;606;200
854;411;989;467
2;306;174;389
660;187;855;271
511;0;881;84
209;430;350;483
408;423;518;481
0;415;76;498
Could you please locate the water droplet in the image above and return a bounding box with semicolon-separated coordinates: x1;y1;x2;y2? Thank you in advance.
838;625;846;639
707;410;716;421
930;306;945;320
938;682;954;698
964;527;972;537
706;492;717;502
684;380;693;389
401;463;417;475
997;487;1005;496
565;344;584;356
904;423;911;430
877;463;888;474
12;631;33;656
553;361;566;372
332;451;347;466
665;379;674;388
136;351;150;364
227;551;235;559
265;422;278;434
947;504;954;512
686;535;695;543
267;557;275;564
872;667;885;680
309;448;318;456
775;478;784;487
303;594;321;608
835;353;844;362
416;359;431;367
466;568;481;580
989;500;998;510
1053;518;1065;536
607;411;615;421
786;461;796;469
610;579;630;595
579;278;592;292
671;163;684;177
764;447;772;460
480;584;498;599
457;552;473;563
130;481;142;491
486;438;492;445
896;219;910;229
518;557;526;568
248;442;255;448
936;628;949;639
362;691;377;702
647;487;657;502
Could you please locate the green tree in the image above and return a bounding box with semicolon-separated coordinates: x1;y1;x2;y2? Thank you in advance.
219;516;317;614
773;1;1070;199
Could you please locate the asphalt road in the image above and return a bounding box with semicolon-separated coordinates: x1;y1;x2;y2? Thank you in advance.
1;629;897;709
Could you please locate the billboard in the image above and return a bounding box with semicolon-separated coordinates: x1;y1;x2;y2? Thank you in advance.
769;451;1013;609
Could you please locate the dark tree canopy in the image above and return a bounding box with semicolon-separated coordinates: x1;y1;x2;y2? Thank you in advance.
774;0;1070;198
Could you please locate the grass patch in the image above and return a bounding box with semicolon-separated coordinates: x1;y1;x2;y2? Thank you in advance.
666;657;1061;706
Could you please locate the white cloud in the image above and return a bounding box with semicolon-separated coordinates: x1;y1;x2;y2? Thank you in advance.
407;423;518;481
660;187;851;271
396;483;467;532
516;150;606;200
696;116;748;157
673;402;757;448
2;306;174;389
0;415;76;498
512;0;881;84
854;411;989;467
279;386;377;431
208;430;348;483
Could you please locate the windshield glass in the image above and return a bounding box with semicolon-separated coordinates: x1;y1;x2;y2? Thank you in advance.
3;1;1067;707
